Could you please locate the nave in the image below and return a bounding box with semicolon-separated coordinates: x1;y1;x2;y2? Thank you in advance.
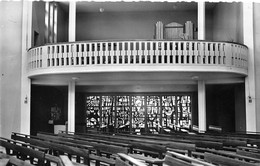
1;130;260;166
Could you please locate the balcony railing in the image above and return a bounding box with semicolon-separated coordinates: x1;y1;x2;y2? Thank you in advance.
27;40;248;76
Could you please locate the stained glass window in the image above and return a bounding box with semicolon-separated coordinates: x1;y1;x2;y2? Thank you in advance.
85;94;192;133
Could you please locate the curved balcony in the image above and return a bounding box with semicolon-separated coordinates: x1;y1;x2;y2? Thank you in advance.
27;40;248;79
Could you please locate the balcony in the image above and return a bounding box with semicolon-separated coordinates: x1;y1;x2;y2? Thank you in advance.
27;40;248;80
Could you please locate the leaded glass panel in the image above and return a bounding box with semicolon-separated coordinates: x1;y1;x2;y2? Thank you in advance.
132;96;145;130
101;96;115;128
116;96;130;131
177;95;191;128
147;96;161;133
162;96;176;130
86;96;100;128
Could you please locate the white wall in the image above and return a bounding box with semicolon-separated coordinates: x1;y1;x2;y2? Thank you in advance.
212;2;243;43
76;10;201;40
254;3;260;132
0;1;23;138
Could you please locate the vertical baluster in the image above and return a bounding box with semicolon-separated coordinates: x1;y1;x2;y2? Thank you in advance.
47;46;50;66
210;43;215;64
110;42;114;64
32;49;35;68
29;49;32;69
78;44;81;65
197;42;203;64
232;45;236;67
204;42;209;64
178;42;182;64
189;41;193;64
61;45;64;66
172;42;176;64
116;42;120;64
132;42;136;64
155;42;159;64
165;42;170;64
161;41;165;64
94;43;98;65
99;42;103;64
36;48;38;68
243;46;247;68
39;48;42;67
121;42;125;64
149;41;154;64
125;42;131;64
71;44;75;65
89;43;93;65
183;41;187;64
215;43;220;64
237;45;241;67
35;48;38;68
104;42;108;64
138;42;142;64
41;46;47;68
143;42;148;64
193;42;198;64
56;45;59;66
218;43;221;65
32;49;34;68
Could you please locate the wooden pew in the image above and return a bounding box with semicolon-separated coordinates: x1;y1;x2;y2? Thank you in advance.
56;132;132;151
0;152;34;166
11;133;90;165
142;132;245;149
35;133;130;166
82;132;221;152
165;151;215;166
60;132;166;158
204;152;259;166
0;137;45;165
236;149;260;159
196;147;260;163
115;153;147;166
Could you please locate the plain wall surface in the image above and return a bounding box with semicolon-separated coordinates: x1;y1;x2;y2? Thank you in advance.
212;2;243;43
57;2;68;43
254;3;260;132
0;1;23;138
32;1;45;47
76;10;200;40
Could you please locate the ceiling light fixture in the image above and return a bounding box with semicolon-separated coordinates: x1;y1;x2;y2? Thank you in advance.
99;8;104;13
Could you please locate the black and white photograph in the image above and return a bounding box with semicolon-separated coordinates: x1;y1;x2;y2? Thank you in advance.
0;0;260;165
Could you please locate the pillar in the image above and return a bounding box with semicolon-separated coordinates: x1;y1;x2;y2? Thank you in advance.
69;1;76;42
68;80;76;132
198;1;206;40
198;80;206;133
21;0;32;135
243;2;256;133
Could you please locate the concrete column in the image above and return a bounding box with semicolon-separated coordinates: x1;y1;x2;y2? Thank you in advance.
68;80;76;132
198;80;206;133
21;0;32;135
69;1;76;42
198;1;206;40
243;2;256;133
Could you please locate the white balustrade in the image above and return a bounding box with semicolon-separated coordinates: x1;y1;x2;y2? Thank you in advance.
27;40;248;74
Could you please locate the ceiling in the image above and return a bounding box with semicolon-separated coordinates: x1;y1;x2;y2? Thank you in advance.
59;1;217;13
